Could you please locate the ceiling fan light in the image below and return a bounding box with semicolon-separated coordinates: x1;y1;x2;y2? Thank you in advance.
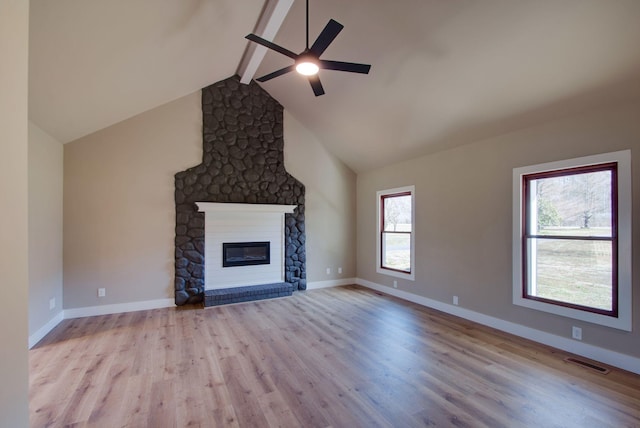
296;61;319;76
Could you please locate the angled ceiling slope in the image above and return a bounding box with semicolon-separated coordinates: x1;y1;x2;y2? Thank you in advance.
29;0;265;144
252;0;640;172
30;0;640;173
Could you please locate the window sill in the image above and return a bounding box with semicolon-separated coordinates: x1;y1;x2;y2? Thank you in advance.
377;266;415;281
513;295;631;331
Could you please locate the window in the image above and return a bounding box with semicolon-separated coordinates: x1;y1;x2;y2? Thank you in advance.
377;186;415;280
513;151;631;331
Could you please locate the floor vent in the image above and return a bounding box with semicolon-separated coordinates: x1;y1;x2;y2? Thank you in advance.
563;357;610;374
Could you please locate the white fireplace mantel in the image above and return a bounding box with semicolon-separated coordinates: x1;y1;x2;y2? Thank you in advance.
195;202;297;290
195;202;297;214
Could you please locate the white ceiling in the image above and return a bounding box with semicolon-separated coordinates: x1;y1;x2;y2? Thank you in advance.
29;0;264;144
29;0;640;173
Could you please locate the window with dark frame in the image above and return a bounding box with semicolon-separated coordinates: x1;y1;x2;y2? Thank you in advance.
522;162;618;317
380;191;413;274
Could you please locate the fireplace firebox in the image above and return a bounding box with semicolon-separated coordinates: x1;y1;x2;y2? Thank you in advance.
223;242;271;267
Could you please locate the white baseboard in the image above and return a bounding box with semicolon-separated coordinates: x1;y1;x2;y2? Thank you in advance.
64;298;175;319
29;298;176;348
29;311;65;349
306;278;356;290
33;281;639;375
29;282;354;347
356;278;640;375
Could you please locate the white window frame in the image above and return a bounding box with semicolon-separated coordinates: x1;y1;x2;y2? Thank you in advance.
512;150;632;331
376;185;415;281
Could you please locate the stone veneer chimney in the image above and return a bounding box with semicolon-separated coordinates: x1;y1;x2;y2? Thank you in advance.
173;75;306;306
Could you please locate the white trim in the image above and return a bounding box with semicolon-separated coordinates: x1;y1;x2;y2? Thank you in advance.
203;211;286;289
376;185;415;281
64;298;175;320
29;298;176;347
512;150;632;331
238;0;295;84
196;202;296;214
356;278;640;375
29;311;64;349
30;282;639;375
306;278;356;290
197;203;297;290
27;280;349;346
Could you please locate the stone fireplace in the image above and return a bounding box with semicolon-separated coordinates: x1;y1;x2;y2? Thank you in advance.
173;76;306;306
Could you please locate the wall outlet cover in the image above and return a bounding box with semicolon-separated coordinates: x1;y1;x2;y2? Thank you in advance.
572;326;582;340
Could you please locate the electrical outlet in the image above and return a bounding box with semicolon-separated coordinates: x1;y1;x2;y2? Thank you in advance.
49;298;56;310
453;296;459;306
393;280;398;288
98;288;106;297
572;326;582;341
338;267;343;274
326;267;331;275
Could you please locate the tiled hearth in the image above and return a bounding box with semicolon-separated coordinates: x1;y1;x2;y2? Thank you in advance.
204;283;294;307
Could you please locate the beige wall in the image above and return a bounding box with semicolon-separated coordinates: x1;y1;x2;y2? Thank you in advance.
63;90;357;309
357;100;640;359
284;112;357;282
0;0;30;425
64;92;202;308
29;122;64;337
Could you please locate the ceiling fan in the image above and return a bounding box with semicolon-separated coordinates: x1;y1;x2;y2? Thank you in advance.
245;0;371;96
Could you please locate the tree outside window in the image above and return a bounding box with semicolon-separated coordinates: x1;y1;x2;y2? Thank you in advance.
524;164;617;315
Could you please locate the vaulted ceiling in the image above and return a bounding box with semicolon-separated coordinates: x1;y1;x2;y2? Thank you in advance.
29;0;640;173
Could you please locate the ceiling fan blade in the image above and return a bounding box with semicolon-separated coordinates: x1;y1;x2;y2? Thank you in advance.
308;75;325;96
256;65;296;82
319;60;371;74
245;34;298;60
309;19;343;56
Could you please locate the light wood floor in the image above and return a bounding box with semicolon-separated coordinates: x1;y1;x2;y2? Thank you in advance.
30;285;640;427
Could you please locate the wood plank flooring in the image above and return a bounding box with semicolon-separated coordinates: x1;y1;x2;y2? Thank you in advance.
30;285;640;427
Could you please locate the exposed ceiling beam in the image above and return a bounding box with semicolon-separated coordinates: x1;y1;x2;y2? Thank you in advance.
238;0;294;84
